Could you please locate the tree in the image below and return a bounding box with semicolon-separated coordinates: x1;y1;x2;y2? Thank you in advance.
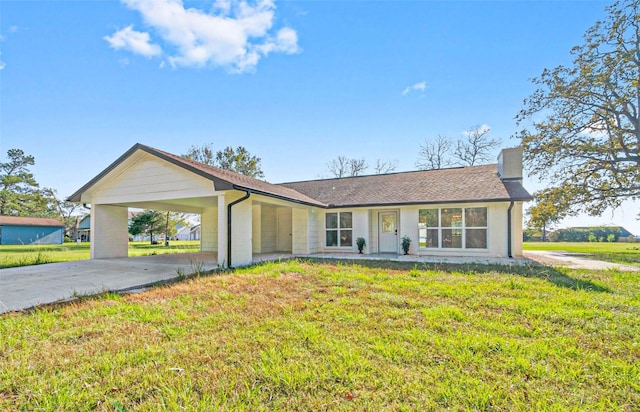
184;143;216;166
326;156;368;178
128;210;165;243
516;0;640;216
0;149;58;217
416;135;453;170
215;146;264;178
128;210;187;243
373;158;399;174
183;143;264;178
453;125;501;166
54;200;88;239
526;187;574;241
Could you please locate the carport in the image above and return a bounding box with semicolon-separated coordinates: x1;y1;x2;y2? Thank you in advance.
68;144;324;267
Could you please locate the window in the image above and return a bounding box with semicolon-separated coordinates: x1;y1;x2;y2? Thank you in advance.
418;207;487;249
326;212;352;247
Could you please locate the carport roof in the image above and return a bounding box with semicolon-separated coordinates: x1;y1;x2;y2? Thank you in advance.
68;143;532;208
67;143;327;207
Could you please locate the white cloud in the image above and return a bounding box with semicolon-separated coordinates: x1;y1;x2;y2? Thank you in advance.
462;124;490;136
106;0;300;72
0;61;5;71
104;25;162;58
580;121;609;138
402;81;426;96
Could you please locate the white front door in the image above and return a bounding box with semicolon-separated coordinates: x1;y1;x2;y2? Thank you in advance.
379;212;398;253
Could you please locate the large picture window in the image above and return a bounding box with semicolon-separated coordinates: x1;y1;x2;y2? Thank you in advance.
326;212;352;247
419;207;487;249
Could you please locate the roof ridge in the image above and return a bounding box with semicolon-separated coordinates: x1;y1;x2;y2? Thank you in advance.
278;163;497;185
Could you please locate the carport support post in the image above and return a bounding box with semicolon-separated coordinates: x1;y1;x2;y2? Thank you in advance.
91;204;128;259
217;195;227;267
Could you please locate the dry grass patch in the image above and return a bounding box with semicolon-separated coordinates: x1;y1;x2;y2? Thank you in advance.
1;259;639;410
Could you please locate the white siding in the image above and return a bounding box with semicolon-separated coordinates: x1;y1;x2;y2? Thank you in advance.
352;209;369;254
252;204;262;254
91;205;128;258
230;199;253;266
86;154;215;204
261;205;277;253
308;208;323;254
400;207;419;255
511;202;524;257
292;208;308;254
201;206;218;252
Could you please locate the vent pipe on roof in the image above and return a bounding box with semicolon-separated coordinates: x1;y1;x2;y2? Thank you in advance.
227;187;251;268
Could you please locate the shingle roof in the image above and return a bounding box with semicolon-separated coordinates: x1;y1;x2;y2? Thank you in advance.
147;146;326;207
67;144;326;207
68;143;531;208
0;216;64;227
280;164;532;207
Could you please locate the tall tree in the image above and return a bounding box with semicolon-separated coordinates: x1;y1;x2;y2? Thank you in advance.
129;210;163;244
326;156;368;178
129;210;187;244
183;143;264;178
453;125;501;166
215;146;264;178
516;0;640;215
184;143;216;166
416;135;453;170
526;187;574;241
0;149;57;217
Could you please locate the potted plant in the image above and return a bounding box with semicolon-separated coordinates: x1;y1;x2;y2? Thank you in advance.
401;235;411;255
356;237;366;254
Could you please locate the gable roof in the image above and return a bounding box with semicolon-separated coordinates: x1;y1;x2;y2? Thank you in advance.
0;216;64;227
280;165;532;207
67;143;326;207
68;143;531;208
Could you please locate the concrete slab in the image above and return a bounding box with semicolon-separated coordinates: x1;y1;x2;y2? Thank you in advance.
524;250;639;272
0;252;218;313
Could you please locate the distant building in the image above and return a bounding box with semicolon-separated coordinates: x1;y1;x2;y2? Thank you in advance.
569;226;634;237
77;215;91;241
0;216;64;245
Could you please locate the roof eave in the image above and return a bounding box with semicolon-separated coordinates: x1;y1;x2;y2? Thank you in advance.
324;197;532;209
66;143;229;203
232;185;327;208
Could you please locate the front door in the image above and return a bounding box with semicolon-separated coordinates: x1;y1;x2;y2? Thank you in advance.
277;212;292;252
379;212;398;253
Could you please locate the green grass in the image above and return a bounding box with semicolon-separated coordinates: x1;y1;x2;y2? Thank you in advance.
1;259;638;410
0;241;201;268
524;241;640;266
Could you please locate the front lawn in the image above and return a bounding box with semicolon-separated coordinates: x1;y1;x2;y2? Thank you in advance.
1;260;638;410
524;241;640;266
0;241;201;268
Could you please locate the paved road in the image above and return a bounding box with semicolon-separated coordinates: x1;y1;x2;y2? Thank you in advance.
0;253;218;313
524;250;639;272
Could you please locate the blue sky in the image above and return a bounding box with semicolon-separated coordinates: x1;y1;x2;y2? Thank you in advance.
1;0;638;234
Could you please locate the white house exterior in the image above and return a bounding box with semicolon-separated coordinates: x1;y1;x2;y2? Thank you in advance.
68;144;531;267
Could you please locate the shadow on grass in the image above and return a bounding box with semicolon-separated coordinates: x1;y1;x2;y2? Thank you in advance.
302;257;612;293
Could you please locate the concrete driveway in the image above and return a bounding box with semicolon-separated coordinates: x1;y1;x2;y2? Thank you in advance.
0;252;218;314
524;250;639;271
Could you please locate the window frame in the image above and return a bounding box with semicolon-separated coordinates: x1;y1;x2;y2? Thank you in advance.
418;206;488;250
325;211;353;248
